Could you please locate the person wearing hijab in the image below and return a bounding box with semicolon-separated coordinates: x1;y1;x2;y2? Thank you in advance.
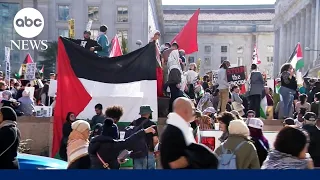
59;112;76;161
0;106;20;169
67;120;91;169
149;30;163;97
89;118;156;169
18;90;35;116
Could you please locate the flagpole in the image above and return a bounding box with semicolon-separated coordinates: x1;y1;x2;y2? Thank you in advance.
287;43;299;63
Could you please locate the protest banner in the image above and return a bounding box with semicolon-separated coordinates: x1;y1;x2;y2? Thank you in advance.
25;63;37;80
48;80;57;97
68;19;75;39
4;47;10;81
226;66;246;86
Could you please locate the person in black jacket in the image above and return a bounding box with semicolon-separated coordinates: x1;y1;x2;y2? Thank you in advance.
247;118;269;166
88;118;156;169
66;31;102;52
59;112;76;161
302;112;320;167
0;106;20;169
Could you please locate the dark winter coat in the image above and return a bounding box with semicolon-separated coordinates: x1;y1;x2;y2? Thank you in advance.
67;155;91;169
59;121;72;161
88;129;145;169
0;124;21;169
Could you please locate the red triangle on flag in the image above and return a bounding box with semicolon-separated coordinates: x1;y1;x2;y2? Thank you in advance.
23;53;34;64
109;35;123;57
296;43;303;59
171;9;200;55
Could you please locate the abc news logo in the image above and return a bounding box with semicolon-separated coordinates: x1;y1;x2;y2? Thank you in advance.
11;8;48;51
15;16;42;27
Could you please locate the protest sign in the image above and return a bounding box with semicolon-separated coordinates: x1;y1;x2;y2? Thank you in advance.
211;70;218;85
25;87;35;100
48;80;57;97
226;66;246;86
34;106;53;117
4;47;10;81
25;63;37;80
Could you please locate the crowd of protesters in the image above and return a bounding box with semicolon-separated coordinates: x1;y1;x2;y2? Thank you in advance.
1;27;320;170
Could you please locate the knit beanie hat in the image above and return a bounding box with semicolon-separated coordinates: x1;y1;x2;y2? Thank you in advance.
102;118;119;139
71;120;90;133
0;106;17;121
228;120;250;137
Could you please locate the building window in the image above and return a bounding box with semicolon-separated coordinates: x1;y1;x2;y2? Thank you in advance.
267;56;274;62
88;6;99;21
237;46;243;54
117;6;128;22
204;46;211;53
237;57;243;66
91;29;99;40
221;56;228;63
204;57;211;66
117;30;128;52
58;5;70;21
0;2;20;71
267;45;274;53
221;46;228;53
58;29;69;37
188;56;195;63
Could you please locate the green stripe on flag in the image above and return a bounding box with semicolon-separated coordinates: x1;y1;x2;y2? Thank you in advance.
296;59;304;70
260;96;268;119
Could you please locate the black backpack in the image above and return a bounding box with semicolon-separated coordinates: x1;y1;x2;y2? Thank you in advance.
124;119;148;159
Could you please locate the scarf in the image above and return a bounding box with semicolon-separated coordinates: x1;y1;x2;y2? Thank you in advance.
167;113;196;146
66;130;89;166
261;150;308;169
0;120;17;129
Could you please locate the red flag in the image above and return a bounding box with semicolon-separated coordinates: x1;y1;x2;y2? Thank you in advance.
109;35;123;57
171;9;200;54
23;53;34;64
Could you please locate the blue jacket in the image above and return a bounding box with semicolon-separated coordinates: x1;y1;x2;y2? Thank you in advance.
96;33;110;57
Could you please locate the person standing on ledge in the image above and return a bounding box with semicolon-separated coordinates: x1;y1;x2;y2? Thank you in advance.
96;25;110;57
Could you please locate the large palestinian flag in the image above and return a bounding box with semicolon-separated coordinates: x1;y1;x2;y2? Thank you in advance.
52;37;157;158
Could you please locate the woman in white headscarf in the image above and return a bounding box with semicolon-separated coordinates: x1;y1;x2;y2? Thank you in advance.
18;90;35;116
149;30;164;97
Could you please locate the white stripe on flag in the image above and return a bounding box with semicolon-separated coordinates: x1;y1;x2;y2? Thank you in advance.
77;78;158;122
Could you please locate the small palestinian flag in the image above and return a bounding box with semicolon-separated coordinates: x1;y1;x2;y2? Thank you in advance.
289;43;304;85
15;54;34;79
52;37;158;158
252;45;261;65
39;65;44;74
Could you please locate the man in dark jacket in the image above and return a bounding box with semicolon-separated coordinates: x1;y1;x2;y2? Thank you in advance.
302;112;320;167
130;105;158;169
66;31;102;52
90;104;105;129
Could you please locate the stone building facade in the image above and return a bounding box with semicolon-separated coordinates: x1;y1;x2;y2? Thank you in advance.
162;5;275;77
273;0;320;77
0;0;163;72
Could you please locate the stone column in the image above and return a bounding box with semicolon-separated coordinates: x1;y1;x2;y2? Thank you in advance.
300;9;306;53
279;26;286;64
296;14;301;45
291;19;296;55
305;4;312;70
274;28;280;76
286;23;291;59
311;1;316;63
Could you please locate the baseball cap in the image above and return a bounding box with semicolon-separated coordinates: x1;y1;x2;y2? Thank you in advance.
247;118;264;130
83;30;91;35
303;112;317;121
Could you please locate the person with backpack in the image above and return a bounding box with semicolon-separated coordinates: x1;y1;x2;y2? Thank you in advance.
89;118;156;169
126;105;158;169
247;118;269;167
215;120;260;169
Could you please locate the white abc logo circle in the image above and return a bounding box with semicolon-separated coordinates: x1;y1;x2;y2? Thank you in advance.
13;8;44;38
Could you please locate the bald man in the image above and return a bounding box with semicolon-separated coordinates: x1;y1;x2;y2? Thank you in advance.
160;97;196;169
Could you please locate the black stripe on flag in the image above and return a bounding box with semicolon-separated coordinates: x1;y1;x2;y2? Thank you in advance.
60;37;157;84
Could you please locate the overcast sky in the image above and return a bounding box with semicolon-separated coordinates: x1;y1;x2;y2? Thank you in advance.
162;0;276;5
